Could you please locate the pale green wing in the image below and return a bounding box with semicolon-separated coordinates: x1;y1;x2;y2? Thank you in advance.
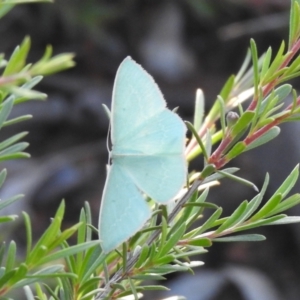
113;108;187;203
99;163;151;253
113;109;186;155
111;57;167;145
117;155;186;204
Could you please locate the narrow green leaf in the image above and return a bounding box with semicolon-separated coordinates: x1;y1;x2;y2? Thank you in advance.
200;164;215;179
22;212;32;260
122;242;128;274
175;189;199;228
30;52;75;76
218;96;226;136
157;216;168;256
159;223;186;257
235;49;251;83
14;265;66;289
0;244;5;266
289;0;300;47
184;202;219;210
266;67;289;83
131;274;166;281
83;202;93;242
128;277;139;300
216;170;258;191
48;223;83;251
77;277;102;295
0;169;7;188
204;129;212;159
241;173;269;221
8;263;28;285
138;285;169;291
245;126;280;151
231;111;255;136
77;244;99;280
250;39;259;97
9;87;46;101
256;117;275;128
250;194;282;221
193;89;205;131
37;241;100;266
260;47;272;82
147;264;190;275
194;207;223;235
284;55;300;76
0;194;23;211
235;214;286;231
216;201;248;233
213;234;266;242
5;241;16;271
0;132;28;152
0;152;30;161
0;215;17;223
81;248;106;282
135;245;150;268
80;288;106;300
202;167;239;184
263;41;286;81
272;84;292;103
27;201;65;264
0;269;17;287
205;75;235;124
225;141;246;160
3;36;30;76
154;254;175;265
185;121;208;160
270;216;300;225
63;239;84;280
144;243;158;267
271;164;299;198
3;115;32;127
0;142;29;157
266;194;300;216
0;4;14;19
187;237;212;247
76;209;87;267
23;285;35;300
19;75;43;90
0;99;13;129
219;75;235;102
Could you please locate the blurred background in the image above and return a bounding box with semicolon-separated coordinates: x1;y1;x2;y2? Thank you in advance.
1;0;300;299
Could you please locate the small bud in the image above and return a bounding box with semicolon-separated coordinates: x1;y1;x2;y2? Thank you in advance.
226;111;239;128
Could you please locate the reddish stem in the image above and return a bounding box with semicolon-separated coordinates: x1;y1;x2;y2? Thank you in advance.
208;134;232;164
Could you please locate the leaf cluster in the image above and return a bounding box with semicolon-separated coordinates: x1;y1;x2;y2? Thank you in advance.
3;1;300;300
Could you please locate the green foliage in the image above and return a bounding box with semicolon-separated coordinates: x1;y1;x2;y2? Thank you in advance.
0;0;52;20
2;0;300;300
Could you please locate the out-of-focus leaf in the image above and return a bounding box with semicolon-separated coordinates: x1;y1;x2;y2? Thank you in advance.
213;234;266;242
270;216;300;224
0;98;13;129
193;89;204;131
